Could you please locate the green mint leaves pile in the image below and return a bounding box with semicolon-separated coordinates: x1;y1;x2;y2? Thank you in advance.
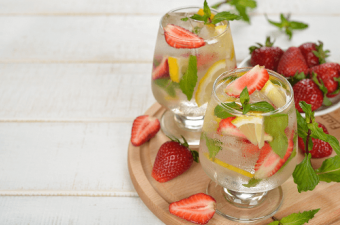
211;0;257;23
269;209;320;225
293;101;340;192
266;13;308;40
181;0;241;24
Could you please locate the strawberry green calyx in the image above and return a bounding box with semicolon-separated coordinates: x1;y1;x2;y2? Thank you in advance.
313;41;330;64
288;71;306;87
167;135;199;163
249;36;275;54
311;72;332;106
266;13;308;40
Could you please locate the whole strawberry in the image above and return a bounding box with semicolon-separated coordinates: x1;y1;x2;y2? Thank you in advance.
152;137;198;182
131;115;160;146
277;47;309;77
249;37;284;71
298;123;333;158
293;79;323;112
309;62;340;98
298;41;330;68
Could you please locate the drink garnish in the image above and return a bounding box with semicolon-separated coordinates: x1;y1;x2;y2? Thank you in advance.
269;209;320;225
163;24;205;49
266;13;308;40
154;78;178;98
179;55;198;101
201;132;222;159
181;0;241;25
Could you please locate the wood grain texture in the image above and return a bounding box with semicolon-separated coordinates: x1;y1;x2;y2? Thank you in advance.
129;103;340;225
0;196;163;225
0;63;154;120
0;122;137;194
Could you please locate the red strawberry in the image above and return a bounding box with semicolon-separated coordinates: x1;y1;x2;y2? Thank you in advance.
169;193;216;225
130;115;160;146
298;41;330;68
293;79;323;113
217;117;243;136
298;123;333;158
249;37;284;71
308;62;340;98
254;135;294;179
152;137;196;182
152;57;169;80
224;65;269;97
277;47;309;77
163;24;205;49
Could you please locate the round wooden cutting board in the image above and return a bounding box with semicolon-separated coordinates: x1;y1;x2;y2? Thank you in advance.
128;102;340;225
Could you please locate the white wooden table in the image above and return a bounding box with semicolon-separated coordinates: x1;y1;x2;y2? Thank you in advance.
0;0;339;224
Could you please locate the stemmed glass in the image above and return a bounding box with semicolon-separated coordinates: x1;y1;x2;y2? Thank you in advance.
151;6;237;146
199;67;298;222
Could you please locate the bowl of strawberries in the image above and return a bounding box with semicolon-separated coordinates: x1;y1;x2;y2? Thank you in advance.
239;37;340;116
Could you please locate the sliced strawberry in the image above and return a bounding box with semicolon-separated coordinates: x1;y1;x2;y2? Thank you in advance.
169;193;216;225
224;65;269;97
217;117;243;136
164;24;205;49
130;115;160;146
254;135;294;179
152;57;169;80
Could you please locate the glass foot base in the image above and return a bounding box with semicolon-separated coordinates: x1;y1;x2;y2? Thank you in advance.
160;110;202;147
206;181;283;223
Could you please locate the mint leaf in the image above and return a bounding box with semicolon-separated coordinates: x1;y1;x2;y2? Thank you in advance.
266;13;308;40
229;0;256;23
296;109;308;139
202;133;223;159
203;0;211;20
181;17;189;21
214;104;234;119
179;55;197;101
264;114;288;159
190;14;207;22
293;153;319;193
154;78;177;98
211;11;241;24
243;178;261;188
240;87;250;105
315;156;340;182
249;101;275;112
224;102;242;111
269;209;320;225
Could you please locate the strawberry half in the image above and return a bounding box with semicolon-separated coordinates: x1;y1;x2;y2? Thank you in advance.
254;135;294;179
152;57;169;80
152;137;196;182
224;65;269;97
169;193;216;225
130;115;160;146
163;24;205;49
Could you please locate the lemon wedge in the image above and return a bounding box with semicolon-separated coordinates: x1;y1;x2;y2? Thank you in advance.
168;56;188;83
204;153;253;178
231;115;266;149
261;80;286;108
195;59;226;106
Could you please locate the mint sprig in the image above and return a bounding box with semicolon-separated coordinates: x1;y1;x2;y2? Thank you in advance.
212;0;257;23
184;0;241;25
266;13;308;40
269;209;320;225
293;101;340;192
154;78;178;98
179;55;197;101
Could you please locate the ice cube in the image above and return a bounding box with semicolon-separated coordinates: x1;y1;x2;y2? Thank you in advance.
249;90;273;105
162;12;194;32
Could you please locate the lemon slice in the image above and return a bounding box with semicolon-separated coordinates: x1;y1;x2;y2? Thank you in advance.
260;80;286;108
204;153;253;178
231;115;266;149
214;25;227;35
168;56;189;83
195;59;226;106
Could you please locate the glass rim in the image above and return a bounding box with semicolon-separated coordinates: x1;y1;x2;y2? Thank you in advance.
159;6;230;41
212;67;294;116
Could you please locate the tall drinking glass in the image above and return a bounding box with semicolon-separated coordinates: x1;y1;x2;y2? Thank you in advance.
151;6;237;146
199;67;298;222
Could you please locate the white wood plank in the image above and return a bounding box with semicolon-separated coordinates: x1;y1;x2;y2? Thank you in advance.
0;122;140;194
1;0;340;15
0;63;154;120
0;15;339;63
0;196;164;225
